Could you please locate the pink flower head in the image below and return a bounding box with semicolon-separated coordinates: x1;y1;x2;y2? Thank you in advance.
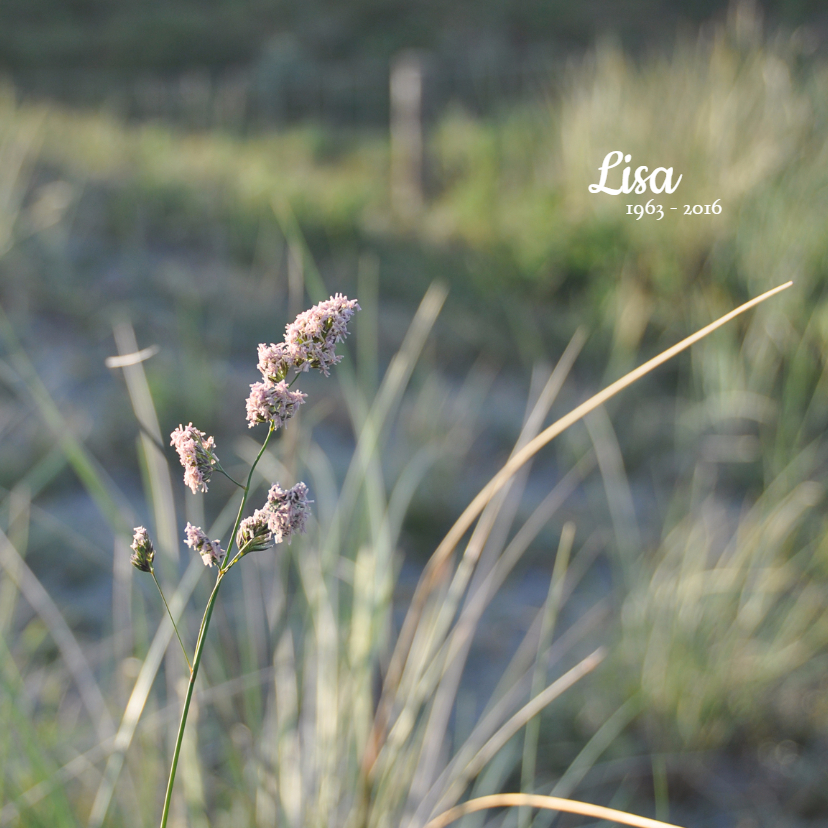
257;342;292;383
170;423;219;494
245;380;306;429
184;522;225;568
284;294;360;377
264;481;312;544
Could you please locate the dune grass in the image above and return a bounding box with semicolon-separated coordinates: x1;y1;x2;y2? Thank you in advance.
0;251;795;828
1;9;828;824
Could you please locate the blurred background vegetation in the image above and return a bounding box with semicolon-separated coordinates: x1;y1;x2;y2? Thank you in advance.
2;1;828;826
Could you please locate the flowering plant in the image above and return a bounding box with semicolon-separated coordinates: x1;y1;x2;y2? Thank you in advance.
119;281;790;828
131;294;358;828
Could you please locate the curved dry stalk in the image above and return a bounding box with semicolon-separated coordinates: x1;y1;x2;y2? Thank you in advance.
422;792;683;828
368;280;793;775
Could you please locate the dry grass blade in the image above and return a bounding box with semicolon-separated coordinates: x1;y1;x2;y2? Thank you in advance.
422;793;684;828
379;280;793;755
0;305;133;539
429;280;794;596
0;526;115;742
365;330;587;781
423;648;606;821
550;695;641;800
402;336;589;807
112;322;179;563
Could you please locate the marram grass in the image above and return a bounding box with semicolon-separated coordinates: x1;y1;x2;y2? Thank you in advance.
0;276;793;827
141;282;786;827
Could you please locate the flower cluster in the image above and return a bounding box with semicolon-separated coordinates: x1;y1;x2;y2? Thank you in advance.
135;299;348;579
257;342;291;383
247;294;359;428
284;294;361;377
236;481;312;553
246;380;306;429
127;297;354;825
130;526;155;572
264;482;312;544
170;423;219;494
236;511;273;553
184;523;225;568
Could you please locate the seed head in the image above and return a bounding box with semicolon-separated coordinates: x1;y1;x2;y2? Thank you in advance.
284;294;360;377
245;380;306;429
257;342;292;383
264;481;312;544
171;423;219;494
130;526;155;573
236;509;274;553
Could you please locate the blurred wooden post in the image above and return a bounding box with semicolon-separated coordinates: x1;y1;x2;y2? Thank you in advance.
390;51;425;220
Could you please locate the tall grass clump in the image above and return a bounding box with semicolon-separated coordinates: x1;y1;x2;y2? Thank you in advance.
622;452;828;749
0;192;793;828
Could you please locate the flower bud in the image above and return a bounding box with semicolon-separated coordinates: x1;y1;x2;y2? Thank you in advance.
130;526;155;573
236;510;274;553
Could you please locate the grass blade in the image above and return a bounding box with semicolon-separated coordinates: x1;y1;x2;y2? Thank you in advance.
382;280;794;753
422;792;683;828
0;525;115;742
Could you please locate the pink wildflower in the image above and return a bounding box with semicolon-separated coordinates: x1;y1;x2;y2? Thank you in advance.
235;482;310;555
184;522;225;568
170;423;219;494
284;294;360;376
257;342;292;383
264;482;312;544
245;380;306;429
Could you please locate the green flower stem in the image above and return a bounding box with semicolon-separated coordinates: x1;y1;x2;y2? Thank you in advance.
159;571;223;828
150;569;192;673
215;465;245;489
158;422;275;828
220;422;275;574
219;543;250;574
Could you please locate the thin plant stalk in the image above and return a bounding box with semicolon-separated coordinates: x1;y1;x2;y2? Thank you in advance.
159;575;223;828
158;423;275;828
215;466;246;488
422;793;683;828
149;570;192;672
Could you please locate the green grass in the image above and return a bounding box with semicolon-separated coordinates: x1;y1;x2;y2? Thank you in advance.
6;17;828;348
